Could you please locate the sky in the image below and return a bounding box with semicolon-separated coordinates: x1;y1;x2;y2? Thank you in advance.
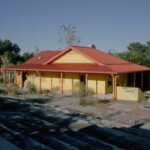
0;0;150;54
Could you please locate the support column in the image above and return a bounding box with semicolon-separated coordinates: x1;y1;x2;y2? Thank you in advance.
133;73;136;87
141;72;143;90
20;71;23;90
124;74;127;87
85;74;88;90
112;74;119;100
39;72;42;92
60;73;63;94
3;70;6;86
15;72;18;84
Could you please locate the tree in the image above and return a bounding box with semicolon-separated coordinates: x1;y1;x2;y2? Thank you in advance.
59;24;81;47
22;52;34;62
0;39;22;66
108;42;150;67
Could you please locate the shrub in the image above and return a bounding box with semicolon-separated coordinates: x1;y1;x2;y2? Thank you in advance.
49;87;59;98
5;83;19;96
26;82;37;94
73;82;94;106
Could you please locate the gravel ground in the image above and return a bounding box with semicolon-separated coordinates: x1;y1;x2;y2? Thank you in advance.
1;93;150;149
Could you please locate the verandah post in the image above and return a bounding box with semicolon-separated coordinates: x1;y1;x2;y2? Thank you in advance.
39;72;42;92
3;70;6;86
60;72;63;94
133;73;136;87
112;74;119;100
85;74;88;93
141;72;143;90
20;71;23;90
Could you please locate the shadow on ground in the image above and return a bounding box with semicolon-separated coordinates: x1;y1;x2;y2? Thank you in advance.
0;96;150;150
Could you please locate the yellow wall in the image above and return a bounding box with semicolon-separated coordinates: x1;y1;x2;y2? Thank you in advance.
16;72;22;88
88;74;106;94
63;73;79;91
117;86;146;101
105;74;126;94
25;72;108;94
26;72;60;90
53;50;94;63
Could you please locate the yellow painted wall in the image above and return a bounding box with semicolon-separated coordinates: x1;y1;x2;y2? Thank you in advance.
117;74;125;86
88;74;106;94
105;74;126;94
63;73;79;91
25;71;108;94
53;50;94;63
117;86;146;101
16;72;22;88
26;72;60;90
26;72;40;89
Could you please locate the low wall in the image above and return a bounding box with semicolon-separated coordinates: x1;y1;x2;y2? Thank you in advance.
117;86;146;101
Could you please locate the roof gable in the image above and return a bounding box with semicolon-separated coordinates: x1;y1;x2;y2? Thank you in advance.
44;46;130;65
52;49;94;63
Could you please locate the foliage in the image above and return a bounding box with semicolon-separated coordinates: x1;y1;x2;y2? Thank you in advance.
49;87;59;98
22;52;34;62
108;41;150;67
0;39;23;66
0;39;35;67
59;24;81;47
73;82;94;106
26;82;37;94
5;83;19;96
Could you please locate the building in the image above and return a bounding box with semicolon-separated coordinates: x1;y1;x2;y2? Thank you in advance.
2;45;150;99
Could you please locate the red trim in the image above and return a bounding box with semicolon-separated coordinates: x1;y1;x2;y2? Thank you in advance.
2;68;116;74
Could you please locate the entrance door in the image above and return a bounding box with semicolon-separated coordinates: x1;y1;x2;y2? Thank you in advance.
80;74;85;84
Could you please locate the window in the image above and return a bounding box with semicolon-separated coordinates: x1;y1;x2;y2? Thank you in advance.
108;76;112;86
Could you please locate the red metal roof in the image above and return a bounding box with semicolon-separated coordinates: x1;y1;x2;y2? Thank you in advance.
25;51;62;64
2;46;150;74
109;63;150;73
4;63;115;74
45;46;130;65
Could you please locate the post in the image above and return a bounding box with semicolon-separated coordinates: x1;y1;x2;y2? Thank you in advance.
124;74;127;87
85;74;88;90
15;72;18;84
60;73;63;94
39;72;42;92
133;73;136;87
141;72;143;90
20;71;23;90
3;70;6;86
112;74;119;100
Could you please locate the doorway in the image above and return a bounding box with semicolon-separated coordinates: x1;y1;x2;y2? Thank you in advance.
80;74;85;84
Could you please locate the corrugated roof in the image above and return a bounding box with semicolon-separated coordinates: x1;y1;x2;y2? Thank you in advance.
25;51;62;64
109;63;150;73
5;63;115;74
45;46;130;65
2;46;150;74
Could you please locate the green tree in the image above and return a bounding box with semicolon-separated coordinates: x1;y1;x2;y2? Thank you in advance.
59;24;81;47
0;39;23;66
22;52;34;62
108;42;150;67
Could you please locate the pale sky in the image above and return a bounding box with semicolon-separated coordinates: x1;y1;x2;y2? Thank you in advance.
0;0;150;54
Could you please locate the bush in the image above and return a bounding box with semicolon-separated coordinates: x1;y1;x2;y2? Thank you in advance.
26;82;37;94
73;82;94;106
49;87;59;98
5;83;19;96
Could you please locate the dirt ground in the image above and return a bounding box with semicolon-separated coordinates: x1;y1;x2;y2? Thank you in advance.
1;92;150;149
